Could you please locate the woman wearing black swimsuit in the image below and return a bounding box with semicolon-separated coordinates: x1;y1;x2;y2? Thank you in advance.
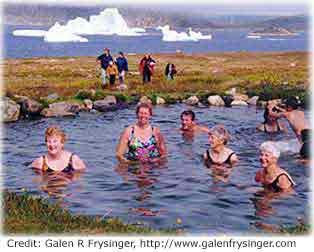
203;125;238;166
257;103;287;133
32;126;86;172
255;141;295;192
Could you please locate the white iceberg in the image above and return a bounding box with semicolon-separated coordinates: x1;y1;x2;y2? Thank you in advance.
157;25;198;42
44;22;88;42
12;30;47;37
12;8;146;42
188;28;212;40
157;25;212;42
247;35;261;39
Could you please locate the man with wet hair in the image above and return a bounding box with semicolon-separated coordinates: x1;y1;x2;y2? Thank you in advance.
180;110;209;136
270;96;310;159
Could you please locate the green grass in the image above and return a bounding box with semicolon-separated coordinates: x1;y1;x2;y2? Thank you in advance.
3;191;175;234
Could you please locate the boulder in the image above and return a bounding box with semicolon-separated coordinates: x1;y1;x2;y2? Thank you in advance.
46;93;59;100
247;96;259;106
14;95;43;115
231;100;248;106
139;96;152;105
93;95;118;112
1;97;20;122
208;95;225;106
40;101;80;117
233;94;249;102
184;96;199;106
83;99;93;111
156;97;166;105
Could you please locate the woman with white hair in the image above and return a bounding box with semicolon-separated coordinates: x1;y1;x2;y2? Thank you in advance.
255;141;295;192
203;125;238;166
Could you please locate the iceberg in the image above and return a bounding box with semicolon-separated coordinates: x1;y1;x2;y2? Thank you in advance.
12;8;146;42
157;25;212;42
12;30;47;37
188;28;212;40
44;22;88;42
157;25;198;42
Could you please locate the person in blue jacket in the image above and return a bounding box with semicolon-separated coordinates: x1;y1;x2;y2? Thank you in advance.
115;51;129;86
97;48;113;88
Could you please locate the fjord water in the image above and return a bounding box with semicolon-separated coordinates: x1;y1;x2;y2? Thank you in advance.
3;104;309;234
4;25;309;59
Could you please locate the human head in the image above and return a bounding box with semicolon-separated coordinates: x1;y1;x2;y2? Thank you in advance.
136;103;153;117
263;105;276;123
180;110;195;130
208;125;231;145
104;48;110;54
119;51;124;57
284;96;299;110
259;141;280;168
45;125;66;144
109;61;113;66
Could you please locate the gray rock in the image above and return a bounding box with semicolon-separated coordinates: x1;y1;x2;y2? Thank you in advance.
184;96;199;106
225;87;237;96
1;97;20;122
233;94;249;102
208;95;225;106
247;96;259;106
46;93;59;100
83;99;93;111
231;100;248;106
93;96;118;112
40;101;80;117
139;96;152;105
14;95;43;115
156;97;166;105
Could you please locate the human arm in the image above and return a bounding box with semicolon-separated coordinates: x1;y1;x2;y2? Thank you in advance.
116;127;131;163
72;154;86;170
31;156;44;170
277;174;294;191
229;153;238;165
255;170;263;182
154;127;167;158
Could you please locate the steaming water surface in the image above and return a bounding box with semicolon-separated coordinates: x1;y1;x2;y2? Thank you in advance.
3;104;309;234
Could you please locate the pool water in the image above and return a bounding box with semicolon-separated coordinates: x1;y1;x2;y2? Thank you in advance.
2;104;310;234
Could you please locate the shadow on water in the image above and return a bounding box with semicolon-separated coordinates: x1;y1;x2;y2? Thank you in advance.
3;104;310;233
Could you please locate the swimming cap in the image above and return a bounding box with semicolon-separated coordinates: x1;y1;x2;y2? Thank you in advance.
260;141;280;158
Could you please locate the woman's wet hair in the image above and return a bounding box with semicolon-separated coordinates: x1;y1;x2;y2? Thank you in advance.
45;125;66;143
180;110;195;121
136;103;153;116
209;125;231;145
260;141;280;159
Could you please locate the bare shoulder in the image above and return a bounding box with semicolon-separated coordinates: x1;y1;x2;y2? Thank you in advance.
153;126;161;134
32;156;44;169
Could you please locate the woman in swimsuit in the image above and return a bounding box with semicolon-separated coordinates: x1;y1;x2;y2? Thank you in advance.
257;103;287;133
255;141;295;192
203;125;238;166
116;103;167;163
32;126;86;172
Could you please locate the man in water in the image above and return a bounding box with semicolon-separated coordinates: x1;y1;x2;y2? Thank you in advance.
180;110;209;139
270;96;310;159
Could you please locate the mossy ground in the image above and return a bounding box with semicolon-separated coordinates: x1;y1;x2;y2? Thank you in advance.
3;52;309;103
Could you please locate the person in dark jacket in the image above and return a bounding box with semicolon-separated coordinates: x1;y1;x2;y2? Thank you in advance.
115;52;129;85
97;48;113;88
165;63;177;80
139;54;156;84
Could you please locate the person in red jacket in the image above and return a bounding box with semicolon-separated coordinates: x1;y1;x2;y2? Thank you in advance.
139;54;156;84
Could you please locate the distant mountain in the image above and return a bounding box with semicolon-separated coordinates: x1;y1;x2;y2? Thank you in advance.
3;3;308;32
251;15;308;32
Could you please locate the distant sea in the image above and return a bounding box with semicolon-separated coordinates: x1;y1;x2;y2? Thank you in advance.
3;25;309;59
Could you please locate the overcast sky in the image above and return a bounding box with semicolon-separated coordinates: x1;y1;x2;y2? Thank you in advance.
2;0;310;16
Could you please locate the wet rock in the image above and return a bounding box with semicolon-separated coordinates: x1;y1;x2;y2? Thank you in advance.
183;96;199;106
1;97;21;122
156;97;166;105
93;95;118;112
231;100;248;106
221;95;234;107
247;96;259;106
14;95;43;115
139;96;152;105
40;101;80;117
208;95;225;106
83;99;93;111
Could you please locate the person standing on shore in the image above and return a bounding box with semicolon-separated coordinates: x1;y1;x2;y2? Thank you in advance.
97;48;113;88
139;54;156;84
165;63;177;80
106;61;119;86
115;51;129;87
